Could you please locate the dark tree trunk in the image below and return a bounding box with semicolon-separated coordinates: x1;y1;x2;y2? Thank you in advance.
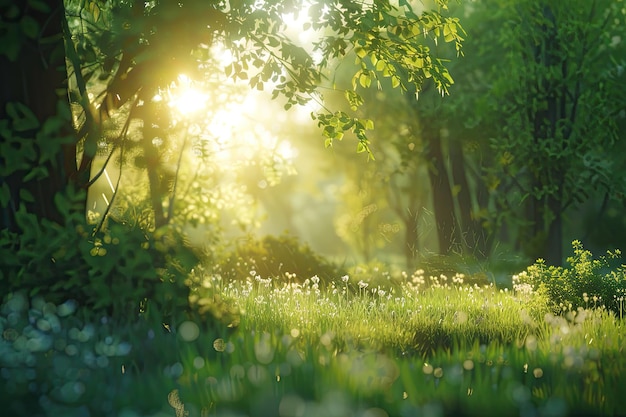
523;186;563;266
545;193;563;265
403;207;420;270
0;1;76;231
449;139;489;257
424;128;460;255
523;4;563;266
387;175;422;270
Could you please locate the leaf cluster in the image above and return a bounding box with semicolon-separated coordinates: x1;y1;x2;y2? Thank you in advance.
0;101;75;205
514;240;626;314
0;194;198;321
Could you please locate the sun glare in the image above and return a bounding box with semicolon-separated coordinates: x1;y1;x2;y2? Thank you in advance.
156;40;309;173
167;74;208;116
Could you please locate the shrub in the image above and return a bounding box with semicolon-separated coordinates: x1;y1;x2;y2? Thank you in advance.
513;240;626;314
213;233;346;285
0;198;198;323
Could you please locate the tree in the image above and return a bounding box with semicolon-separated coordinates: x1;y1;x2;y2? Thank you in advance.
0;0;77;231
19;0;463;227
1;0;464;311
477;0;626;265
401;3;496;259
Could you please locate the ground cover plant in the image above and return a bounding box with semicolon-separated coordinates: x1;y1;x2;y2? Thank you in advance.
1;243;624;417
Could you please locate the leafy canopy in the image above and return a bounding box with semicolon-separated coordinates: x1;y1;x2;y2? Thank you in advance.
67;0;464;162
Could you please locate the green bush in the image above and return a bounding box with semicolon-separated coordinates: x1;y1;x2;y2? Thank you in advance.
513;240;626;314
214;233;346;285
0;195;198;323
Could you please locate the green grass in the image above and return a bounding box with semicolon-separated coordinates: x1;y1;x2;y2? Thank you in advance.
1;269;625;417
199;271;545;354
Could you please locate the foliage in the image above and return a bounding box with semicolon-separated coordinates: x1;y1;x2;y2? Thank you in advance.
2;273;625;417
513;240;626;315
64;0;465;194
473;0;626;262
322;1;488;262
213;233;346;284
1;0;464;348
0;190;198;321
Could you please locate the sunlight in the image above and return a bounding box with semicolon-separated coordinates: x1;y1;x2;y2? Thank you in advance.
277;140;298;160
151;42;304;200
293;95;323;122
281;1;322;64
167;74;208;116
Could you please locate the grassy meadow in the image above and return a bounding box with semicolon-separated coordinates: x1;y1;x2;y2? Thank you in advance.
1;259;624;417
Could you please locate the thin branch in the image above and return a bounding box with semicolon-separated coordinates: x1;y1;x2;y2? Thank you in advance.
86;104;135;187
93;127;125;236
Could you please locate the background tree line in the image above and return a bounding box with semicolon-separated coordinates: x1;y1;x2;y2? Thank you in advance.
324;0;626;269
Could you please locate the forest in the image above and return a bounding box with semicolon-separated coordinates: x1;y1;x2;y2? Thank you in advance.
1;0;625;416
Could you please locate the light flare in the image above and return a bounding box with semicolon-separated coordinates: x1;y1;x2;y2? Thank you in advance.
168;74;208;116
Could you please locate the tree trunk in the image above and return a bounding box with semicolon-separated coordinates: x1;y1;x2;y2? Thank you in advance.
544;193;563;266
526;4;563;266
0;1;77;231
387;170;423;270
403;208;420;270
449;138;489;257
424;128;460;255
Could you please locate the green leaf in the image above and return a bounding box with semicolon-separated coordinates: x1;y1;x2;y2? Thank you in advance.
359;72;372;88
20;16;40;40
267;36;280;48
23;165;48;182
14;205;40;239
19;189;35;203
354;47;367;59
7;102;40;132
54;192;70;218
0;32;21;62
56;100;72;122
224;64;233;77
89;1;101;23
